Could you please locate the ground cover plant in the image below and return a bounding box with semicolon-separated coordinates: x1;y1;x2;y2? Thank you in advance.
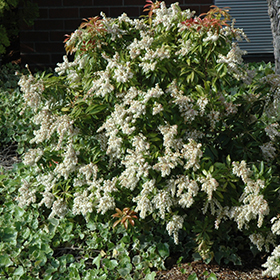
2;1;280;279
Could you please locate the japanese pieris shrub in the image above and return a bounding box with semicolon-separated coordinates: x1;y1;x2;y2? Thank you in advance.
16;1;280;276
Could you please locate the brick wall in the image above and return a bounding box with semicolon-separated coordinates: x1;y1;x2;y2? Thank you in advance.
20;0;214;69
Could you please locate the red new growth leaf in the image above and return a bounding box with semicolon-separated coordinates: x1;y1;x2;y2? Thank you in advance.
143;0;161;24
181;5;230;33
112;207;138;230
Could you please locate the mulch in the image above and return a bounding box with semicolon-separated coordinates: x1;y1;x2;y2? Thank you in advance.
155;260;278;279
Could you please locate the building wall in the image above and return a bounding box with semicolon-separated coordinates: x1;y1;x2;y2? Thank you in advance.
20;0;214;69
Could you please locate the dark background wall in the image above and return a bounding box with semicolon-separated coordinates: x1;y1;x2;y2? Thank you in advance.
20;0;214;69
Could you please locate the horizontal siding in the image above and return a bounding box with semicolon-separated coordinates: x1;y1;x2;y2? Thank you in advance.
215;0;273;54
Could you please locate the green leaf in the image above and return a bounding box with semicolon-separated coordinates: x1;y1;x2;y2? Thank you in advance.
92;254;101;270
132;255;141;265
14;206;25;218
195;85;205;95
1;227;18;245
85;104;107;115
121;235;130;244
188;273;198;280
13;266;25;276
118;266;132;277
157;243;169;259
145;271;157;280
102;258;118;270
207;272;218;280
0;254;13;267
61;107;70;112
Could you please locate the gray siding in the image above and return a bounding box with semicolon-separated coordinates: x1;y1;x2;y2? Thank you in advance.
215;0;273;54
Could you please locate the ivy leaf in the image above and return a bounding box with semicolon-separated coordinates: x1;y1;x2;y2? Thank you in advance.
207;273;218;280
187;273;199;280
0;254;13;267
157;243;169;259
145;271;157;280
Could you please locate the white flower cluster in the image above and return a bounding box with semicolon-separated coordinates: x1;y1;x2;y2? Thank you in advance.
175;39;192;56
18;73;44;112
181;139;203;171
73;190;94;217
224;101;238;115
260;142;277;161
37;173;56;208
133;179;155;219
119;148;150;190
49;198;68;219
23;148;44;166
207;110;220;130
39;191;55;209
196;97;208;115
97;84;165;159
265;123;280;141
153;2;193;31
64;29;82;53
230;161;269;229
152;101;164;115
87;70;114;98
198;171;219;201
54;143;78;179
30;108;75;150
139;46;170;73
271;216;280;235
217;42;247;80
128;32;153;59
262;245;280;277
55;55;77;76
102;52;134;84
166;215;184;244
16;179;36;208
175;175;199;208
168;81;198;123
249;232;276;252
184;130;205;142
100;12;129;41
203;30;219;42
152;190;173;220
94;177;118;215
153;124;185;177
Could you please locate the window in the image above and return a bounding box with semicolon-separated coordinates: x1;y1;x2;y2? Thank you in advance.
215;0;273;54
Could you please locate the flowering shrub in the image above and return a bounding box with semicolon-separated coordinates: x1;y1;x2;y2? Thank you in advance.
11;1;280;278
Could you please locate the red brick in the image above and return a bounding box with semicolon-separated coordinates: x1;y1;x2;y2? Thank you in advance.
80;7;109;18
180;5;200;15
184;0;213;4
123;0;145;5
49;7;79;18
164;0;184;5
51;53;65;64
36;0;62;7
20;43;35;53
35;42;64;53
63;0;93;5
20;21;34;31
20;31;49;42
200;5;212;14
38;8;49;18
50;31;67;42
94;0;122;6
64;19;83;30
21;54;53;70
109;7;141;18
34;20;64;30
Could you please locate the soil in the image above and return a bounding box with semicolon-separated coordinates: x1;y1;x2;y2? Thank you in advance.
155;260;277;279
